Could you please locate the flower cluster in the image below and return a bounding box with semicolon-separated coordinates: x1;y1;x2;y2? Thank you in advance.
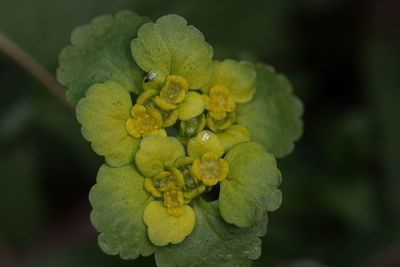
57;11;303;266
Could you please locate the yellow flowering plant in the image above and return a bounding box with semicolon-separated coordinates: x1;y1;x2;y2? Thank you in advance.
57;10;303;266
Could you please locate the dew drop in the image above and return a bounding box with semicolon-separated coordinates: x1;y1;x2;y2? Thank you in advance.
201;132;210;141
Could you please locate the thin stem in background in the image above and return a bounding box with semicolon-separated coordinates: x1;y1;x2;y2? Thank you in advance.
0;32;73;110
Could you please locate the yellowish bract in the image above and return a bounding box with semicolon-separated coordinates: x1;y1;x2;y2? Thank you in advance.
143;201;195;246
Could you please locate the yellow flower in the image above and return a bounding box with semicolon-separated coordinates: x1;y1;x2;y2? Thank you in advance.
173;156;207;199
204;85;236;120
137;89;179;128
191;152;229;186
144;167;185;197
154;75;189;110
125;104;163;138
144;167;192;217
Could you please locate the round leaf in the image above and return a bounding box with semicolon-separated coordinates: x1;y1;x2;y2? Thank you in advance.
76;81;139;167
135;136;185;178
131;14;213;89
177;91;205;121
187;130;224;158
89;164;156;259
203;60;256;103
155;199;266;267
143;201;195;246
216;125;251;151
220;142;281;227
236;64;303;158
57;11;149;105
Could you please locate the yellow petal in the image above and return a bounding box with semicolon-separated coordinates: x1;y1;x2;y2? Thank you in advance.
131;104;147;117
162;109;179;127
143;201;195;246
137;89;158;105
125;118;141;138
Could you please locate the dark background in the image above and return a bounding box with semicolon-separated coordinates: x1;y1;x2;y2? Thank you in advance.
1;0;399;266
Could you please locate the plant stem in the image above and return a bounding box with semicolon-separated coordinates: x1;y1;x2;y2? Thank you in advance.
0;32;73;110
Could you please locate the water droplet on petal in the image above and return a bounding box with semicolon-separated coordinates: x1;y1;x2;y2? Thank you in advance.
201;132;210;141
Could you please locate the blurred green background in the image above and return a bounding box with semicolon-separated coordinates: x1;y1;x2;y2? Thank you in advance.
1;0;399;266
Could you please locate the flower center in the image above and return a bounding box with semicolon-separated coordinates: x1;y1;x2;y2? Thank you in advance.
154;75;189;110
154;172;176;190
199;160;221;179
191;152;229;186
126;104;163;138
204;85;235;120
144;167;186;197
154;169;185;192
171;157;206;200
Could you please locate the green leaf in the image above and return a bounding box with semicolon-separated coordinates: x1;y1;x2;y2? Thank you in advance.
177;91;205;121
131;14;213;89
236;64;303;158
187;130;224;159
57;11;149;105
76;81;139;167
216;125;251;151
202;60;256;103
135;136;185;178
89;164;156;259
220;142;281;227
265;189;282;212
143;201;195;246
155;199;266;267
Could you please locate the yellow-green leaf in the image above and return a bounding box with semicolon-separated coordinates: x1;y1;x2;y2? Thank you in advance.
177;91;205;121
135;136;185;178
143;201;195;246
220;142;281;227
155;199;267;267
89;164;156;259
236;64;303;158
131;14;213;89
216;125;251;151
202;60;256;103
187;130;224;158
76;81;139;167
58;11;149;105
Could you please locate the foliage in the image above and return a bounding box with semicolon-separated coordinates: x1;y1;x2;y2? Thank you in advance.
57;11;303;266
1;1;396;267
